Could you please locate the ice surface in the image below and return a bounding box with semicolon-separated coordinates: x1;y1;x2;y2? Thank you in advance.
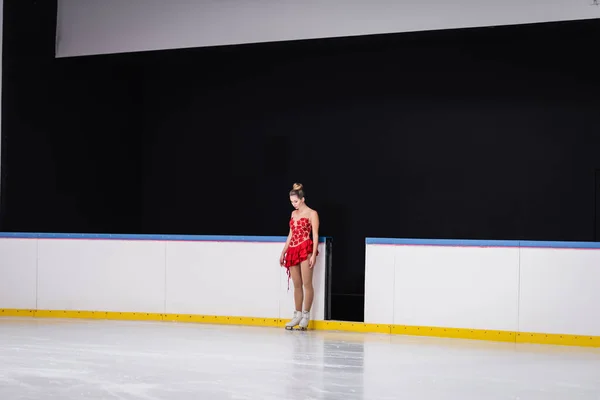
1;317;600;399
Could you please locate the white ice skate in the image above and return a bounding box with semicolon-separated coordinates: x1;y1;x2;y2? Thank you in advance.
298;311;310;331
285;311;302;330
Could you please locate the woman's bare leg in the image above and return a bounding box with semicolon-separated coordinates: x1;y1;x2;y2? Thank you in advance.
289;265;303;311
285;265;304;330
300;259;314;312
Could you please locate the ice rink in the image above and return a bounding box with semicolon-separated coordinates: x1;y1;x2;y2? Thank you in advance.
1;317;600;399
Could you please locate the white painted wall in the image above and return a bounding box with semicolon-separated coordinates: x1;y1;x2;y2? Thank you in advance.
365;239;600;336
55;0;600;58
0;234;328;321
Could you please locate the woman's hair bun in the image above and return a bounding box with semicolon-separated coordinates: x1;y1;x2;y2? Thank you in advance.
292;183;303;191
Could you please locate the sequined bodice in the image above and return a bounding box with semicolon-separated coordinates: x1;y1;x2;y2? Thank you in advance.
289;217;312;247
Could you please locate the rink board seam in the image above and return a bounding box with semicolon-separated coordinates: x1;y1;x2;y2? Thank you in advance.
1;309;599;348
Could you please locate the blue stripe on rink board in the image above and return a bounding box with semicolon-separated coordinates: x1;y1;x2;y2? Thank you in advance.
366;237;600;249
0;232;329;243
365;238;520;247
519;240;600;249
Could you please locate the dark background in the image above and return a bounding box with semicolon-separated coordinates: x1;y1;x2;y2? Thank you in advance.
3;1;600;321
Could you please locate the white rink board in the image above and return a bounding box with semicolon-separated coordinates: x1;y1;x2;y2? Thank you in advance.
365;238;600;337
165;241;281;318
519;246;600;336
392;245;519;331
0;239;38;309
364;245;395;325
0;233;329;321
36;239;166;313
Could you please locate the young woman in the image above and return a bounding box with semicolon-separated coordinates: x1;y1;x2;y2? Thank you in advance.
280;183;319;330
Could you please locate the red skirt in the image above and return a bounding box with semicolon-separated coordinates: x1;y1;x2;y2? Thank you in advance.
284;239;316;267
283;239;318;290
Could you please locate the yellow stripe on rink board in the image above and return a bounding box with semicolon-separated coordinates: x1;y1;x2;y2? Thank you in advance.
390;325;517;343
516;331;600;348
162;313;283;328
312;320;392;334
1;309;599;348
0;309;36;317
33;310;165;321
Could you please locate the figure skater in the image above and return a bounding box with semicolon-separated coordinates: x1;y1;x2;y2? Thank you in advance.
280;183;320;330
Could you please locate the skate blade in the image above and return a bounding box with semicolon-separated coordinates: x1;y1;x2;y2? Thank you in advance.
285;326;307;331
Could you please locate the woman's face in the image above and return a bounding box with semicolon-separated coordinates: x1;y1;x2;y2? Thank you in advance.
290;195;303;209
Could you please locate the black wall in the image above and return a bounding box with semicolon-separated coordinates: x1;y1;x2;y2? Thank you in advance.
3;1;600;321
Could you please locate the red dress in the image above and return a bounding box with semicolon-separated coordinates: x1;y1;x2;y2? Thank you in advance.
283;217;318;289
